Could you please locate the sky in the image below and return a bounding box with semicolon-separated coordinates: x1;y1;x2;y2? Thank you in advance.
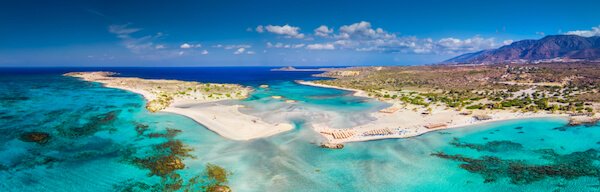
1;0;600;67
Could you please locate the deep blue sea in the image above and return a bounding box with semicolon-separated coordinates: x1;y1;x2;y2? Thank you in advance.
1;67;599;192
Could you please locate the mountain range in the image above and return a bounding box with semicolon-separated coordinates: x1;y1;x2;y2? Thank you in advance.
444;35;600;64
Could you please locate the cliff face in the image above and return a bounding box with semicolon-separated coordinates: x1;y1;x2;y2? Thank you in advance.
445;35;600;64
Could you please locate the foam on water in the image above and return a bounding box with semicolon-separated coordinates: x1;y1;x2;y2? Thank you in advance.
1;68;599;192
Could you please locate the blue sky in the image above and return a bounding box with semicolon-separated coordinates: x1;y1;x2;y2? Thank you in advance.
1;0;600;66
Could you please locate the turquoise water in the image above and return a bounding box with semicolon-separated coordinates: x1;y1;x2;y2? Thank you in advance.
1;70;600;191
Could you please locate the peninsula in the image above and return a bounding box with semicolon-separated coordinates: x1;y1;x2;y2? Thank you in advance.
64;72;294;140
300;63;600;144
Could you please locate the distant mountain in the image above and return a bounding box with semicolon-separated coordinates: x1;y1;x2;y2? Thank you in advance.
444;35;600;64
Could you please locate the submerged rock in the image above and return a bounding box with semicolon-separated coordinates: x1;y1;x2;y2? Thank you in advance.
320;143;344;149
19;132;51;144
207;185;232;192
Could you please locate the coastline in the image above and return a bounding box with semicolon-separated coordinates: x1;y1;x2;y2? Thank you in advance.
298;80;572;144
65;72;294;140
295;80;370;98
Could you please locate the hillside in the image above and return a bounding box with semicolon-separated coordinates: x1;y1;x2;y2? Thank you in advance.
445;35;600;64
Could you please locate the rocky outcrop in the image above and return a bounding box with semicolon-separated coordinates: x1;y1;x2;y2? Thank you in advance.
568;116;599;126
320;143;344;149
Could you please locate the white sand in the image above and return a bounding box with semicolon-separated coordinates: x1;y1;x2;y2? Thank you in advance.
163;101;293;140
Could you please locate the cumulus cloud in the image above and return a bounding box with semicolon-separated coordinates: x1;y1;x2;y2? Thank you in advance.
314;25;333;37
306;43;335;50
336;21;395;40
436;36;501;54
180;43;201;49
300;21;507;54
201;50;208;55
258;24;305;39
565;25;600;37
180;43;192;49
233;48;246;54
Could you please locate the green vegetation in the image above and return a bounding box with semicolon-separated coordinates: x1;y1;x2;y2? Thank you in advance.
316;63;600;114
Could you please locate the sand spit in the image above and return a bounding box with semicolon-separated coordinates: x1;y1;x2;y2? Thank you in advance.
65;72;293;140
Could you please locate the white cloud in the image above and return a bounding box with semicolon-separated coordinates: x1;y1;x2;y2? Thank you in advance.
565;25;600;37
180;43;201;49
314;25;333;37
336;21;395;40
535;31;545;36
306;43;335;50
108;24;141;38
255;25;264;33
266;42;305;49
219;44;251;49
293;44;306;48
503;40;514;45
436;36;500;54
246;51;255;55
108;24;163;54
155;44;166;49
234;48;246;54
180;43;192;49
201;50;208;55
261;24;305;39
300;21;507;54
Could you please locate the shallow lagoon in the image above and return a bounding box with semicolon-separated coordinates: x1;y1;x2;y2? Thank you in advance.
1;68;599;191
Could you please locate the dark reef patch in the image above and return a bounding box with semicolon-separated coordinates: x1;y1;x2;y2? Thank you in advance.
119;127;231;192
433;147;600;184
449;138;523;152
114;163;232;192
134;122;150;136
19;132;51;144
56;110;120;138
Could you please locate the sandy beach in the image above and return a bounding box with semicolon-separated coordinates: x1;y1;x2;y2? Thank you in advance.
300;80;572;144
65;72;293;140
